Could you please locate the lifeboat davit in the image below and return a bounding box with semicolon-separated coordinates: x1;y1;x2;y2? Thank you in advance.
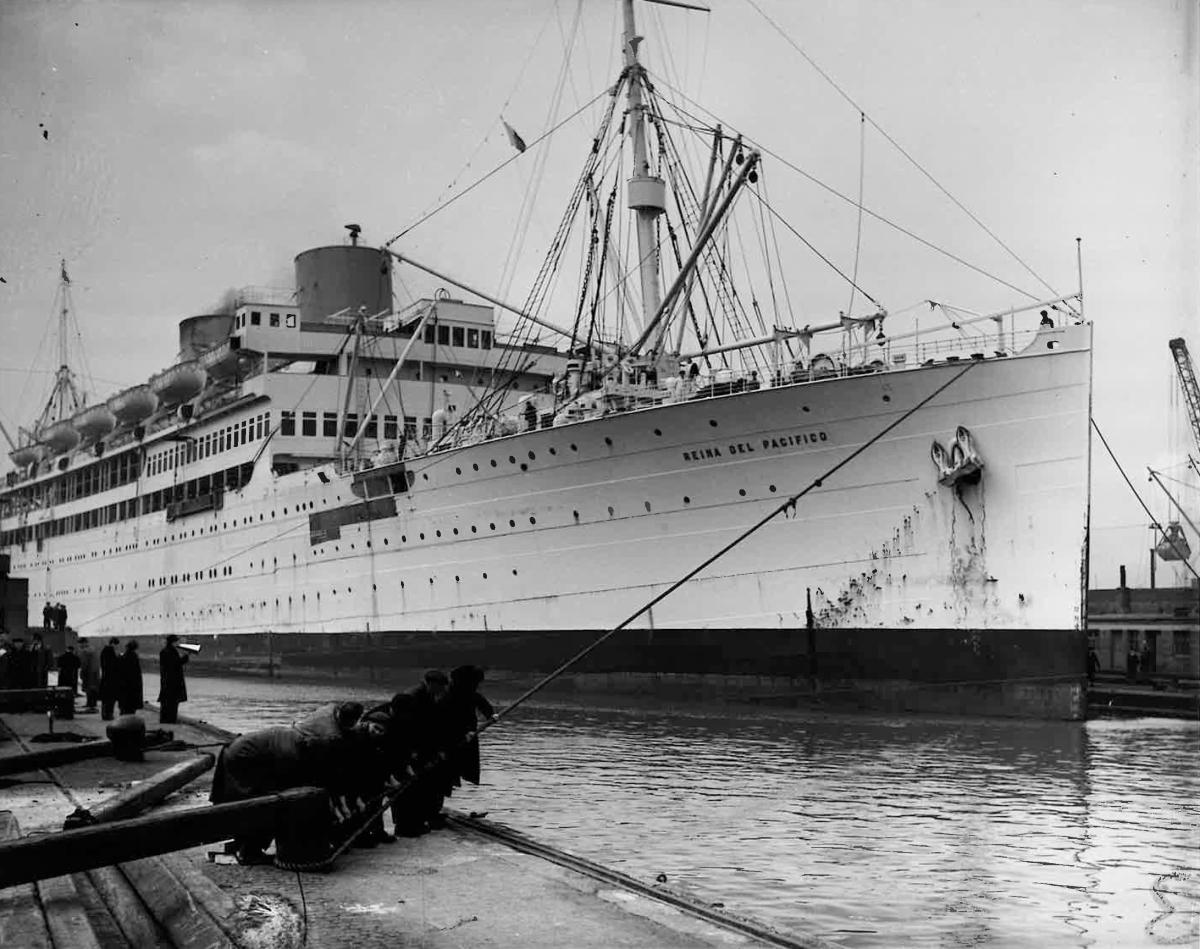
9;443;44;468
150;360;206;407
107;384;158;426
42;419;81;454
73;404;117;443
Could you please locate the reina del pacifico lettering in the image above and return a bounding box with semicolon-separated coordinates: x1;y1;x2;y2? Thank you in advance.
681;430;829;463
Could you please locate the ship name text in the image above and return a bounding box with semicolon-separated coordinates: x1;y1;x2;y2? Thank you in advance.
681;430;829;463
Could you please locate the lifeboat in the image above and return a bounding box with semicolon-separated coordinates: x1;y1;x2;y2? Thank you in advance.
150;360;206;407
42;419;81;454
73;404;117;443
198;339;245;381
107;384;158;426
9;443;45;468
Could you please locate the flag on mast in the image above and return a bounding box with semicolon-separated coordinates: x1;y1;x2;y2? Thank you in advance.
502;119;527;153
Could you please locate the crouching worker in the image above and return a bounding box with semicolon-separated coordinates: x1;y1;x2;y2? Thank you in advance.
210;701;376;866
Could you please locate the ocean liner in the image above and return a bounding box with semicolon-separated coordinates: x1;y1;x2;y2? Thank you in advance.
0;1;1093;717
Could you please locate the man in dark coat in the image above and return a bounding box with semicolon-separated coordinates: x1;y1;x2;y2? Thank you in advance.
99;637;120;720
30;633;53;688
117;640;143;715
57;645;81;696
78;638;100;710
42;602;53;633
445;665;497;787
157;635;189;723
404;669;454;829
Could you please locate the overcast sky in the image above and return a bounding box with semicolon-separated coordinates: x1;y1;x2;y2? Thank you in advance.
1;0;1196;587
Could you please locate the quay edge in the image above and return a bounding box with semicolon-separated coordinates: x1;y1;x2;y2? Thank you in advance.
174;625;1089;720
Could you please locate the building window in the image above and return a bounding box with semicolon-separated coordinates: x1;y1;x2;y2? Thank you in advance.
423;324;435;344
281;411;296;437
404;416;417;439
437;325;450;346
383;415;398;440
481;330;493;349
302;411;317;437
345;414;358;437
323;412;338;437
269;313;280;327
1174;631;1192;656
467;328;479;348
422;417;432;439
365;415;378;439
251;311;261;325
452;326;465;347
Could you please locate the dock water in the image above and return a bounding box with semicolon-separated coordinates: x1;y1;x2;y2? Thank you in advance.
0;699;826;949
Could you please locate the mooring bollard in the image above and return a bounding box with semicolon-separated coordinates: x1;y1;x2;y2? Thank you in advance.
0;739;114;777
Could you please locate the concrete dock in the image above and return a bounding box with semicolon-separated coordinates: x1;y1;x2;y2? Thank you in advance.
0;699;831;949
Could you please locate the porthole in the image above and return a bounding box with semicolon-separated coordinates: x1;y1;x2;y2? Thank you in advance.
572;510;580;521
456;467;462;475
401;535;406;543
604;436;613;446
644;501;651;512
739;488;747;496
419;532;425;540
769;484;777;493
520;463;528;471
570;443;578;451
423;473;429;480
528;451;536;460
882;394;891;403
471;525;477;533
452;527;459;535
489;522;496;531
509;455;516;464
683;496;691;504
435;530;442;538
384;537;389;545
512;569;518;576
802;406;810;413
549;447;557;455
473;463;479;471
455;575;460;582
529;516;536;524
607;506;615;516
490;459;498;468
482;572;488;579
508;519;515;528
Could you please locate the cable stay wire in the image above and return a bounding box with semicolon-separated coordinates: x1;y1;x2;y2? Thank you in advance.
383;89;612;249
647;70;1045;302
741;0;1064;305
1092;417;1200;582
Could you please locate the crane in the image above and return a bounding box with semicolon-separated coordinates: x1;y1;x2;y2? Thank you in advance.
1169;337;1200;453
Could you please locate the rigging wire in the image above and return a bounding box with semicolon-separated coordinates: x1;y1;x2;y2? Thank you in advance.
647;70;1044;301
846;111;866;320
383;90;610;248
742;0;1063;304
1091;417;1200;583
748;188;882;310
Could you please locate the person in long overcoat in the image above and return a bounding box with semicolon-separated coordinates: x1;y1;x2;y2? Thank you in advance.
445;665;497;787
56;645;81;696
78;638;101;709
30;633;53;687
99;637;121;720
117;640;143;715
157;635;189;723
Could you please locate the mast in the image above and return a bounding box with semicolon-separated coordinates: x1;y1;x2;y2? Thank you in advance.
37;260;85;431
622;0;667;339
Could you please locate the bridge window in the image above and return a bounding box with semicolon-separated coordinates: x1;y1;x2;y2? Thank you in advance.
302;411;317;436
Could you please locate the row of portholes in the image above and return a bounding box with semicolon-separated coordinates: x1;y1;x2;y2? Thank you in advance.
375;482;783;546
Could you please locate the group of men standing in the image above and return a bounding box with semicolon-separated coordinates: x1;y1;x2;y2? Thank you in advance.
210;665;495;865
0;632;189;724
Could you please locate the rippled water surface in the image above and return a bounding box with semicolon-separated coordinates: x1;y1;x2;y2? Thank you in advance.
180;676;1199;948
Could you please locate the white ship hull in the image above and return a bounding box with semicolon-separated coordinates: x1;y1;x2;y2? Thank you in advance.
7;324;1091;644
